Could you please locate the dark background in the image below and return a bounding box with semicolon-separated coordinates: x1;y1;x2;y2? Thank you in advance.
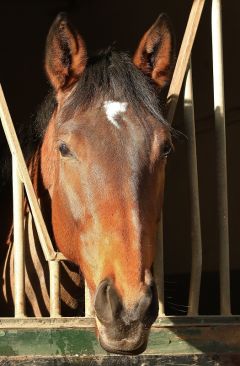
1;0;240;314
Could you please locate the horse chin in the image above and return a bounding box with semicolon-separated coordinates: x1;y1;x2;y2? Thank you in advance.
99;338;148;355
96;321;149;355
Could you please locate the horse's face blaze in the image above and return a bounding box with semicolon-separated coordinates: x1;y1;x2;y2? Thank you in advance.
41;12;175;354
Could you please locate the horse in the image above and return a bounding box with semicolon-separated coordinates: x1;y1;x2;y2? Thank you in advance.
0;12;175;355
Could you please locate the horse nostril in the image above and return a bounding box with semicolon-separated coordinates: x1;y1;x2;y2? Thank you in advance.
137;282;159;327
136;287;152;319
94;280;122;325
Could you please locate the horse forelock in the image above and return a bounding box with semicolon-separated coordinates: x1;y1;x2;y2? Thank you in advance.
65;50;169;128
34;49;171;141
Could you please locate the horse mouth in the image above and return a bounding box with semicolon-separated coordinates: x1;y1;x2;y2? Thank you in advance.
97;325;150;355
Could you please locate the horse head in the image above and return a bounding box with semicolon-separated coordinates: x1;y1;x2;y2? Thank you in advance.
41;13;175;354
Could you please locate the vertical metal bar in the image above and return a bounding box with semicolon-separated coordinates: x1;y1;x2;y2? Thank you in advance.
85;281;94;317
49;260;61;317
184;61;202;316
154;216;165;315
211;0;231;315
12;156;25;317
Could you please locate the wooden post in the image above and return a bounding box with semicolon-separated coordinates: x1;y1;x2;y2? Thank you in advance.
49;261;61;317
184;61;202;316
211;0;231;315
12;157;25;317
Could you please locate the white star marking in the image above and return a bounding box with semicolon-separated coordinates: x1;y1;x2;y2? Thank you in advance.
103;100;128;129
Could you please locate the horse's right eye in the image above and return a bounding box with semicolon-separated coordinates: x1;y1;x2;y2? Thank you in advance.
59;143;71;157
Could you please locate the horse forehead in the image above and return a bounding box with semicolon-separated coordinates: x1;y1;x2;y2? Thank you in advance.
58;100;162;152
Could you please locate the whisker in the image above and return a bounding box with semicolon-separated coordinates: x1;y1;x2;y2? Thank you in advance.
167;301;189;308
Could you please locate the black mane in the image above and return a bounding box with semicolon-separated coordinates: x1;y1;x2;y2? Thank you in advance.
35;49;170;139
69;50;168;123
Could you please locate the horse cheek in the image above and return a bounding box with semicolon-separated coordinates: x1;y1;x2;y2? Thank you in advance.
41;121;57;194
143;161;166;268
51;189;80;264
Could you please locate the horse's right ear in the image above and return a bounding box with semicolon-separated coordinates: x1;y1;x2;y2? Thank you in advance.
45;13;87;92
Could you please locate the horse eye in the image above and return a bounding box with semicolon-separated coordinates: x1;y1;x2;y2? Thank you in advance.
59;143;71;157
161;141;172;158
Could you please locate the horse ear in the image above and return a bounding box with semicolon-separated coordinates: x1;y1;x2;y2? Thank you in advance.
133;14;175;88
45;13;87;91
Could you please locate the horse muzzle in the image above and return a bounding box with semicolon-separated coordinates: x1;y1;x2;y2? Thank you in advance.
94;278;159;354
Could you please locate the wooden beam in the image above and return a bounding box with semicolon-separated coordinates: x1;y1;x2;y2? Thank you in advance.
211;0;231;316
0;85;66;262
184;61;202;316
12;157;26;317
167;0;206;124
0;324;239;358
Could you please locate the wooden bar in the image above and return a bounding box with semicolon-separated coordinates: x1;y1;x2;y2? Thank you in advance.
12;157;25;318
167;0;206;124
49;261;61;317
184;61;202;316
154;216;165;315
211;0;231;315
0;85;65;262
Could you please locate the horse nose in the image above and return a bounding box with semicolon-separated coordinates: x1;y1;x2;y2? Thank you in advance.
94;279;158;327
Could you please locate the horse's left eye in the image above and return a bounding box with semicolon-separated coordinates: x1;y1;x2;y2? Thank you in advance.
161;141;172;158
59;143;72;157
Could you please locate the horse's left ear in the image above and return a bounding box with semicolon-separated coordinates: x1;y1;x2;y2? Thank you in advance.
45;13;87;92
133;14;175;88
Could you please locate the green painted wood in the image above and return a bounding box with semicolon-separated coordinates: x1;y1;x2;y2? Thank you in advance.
1;315;240;329
154;315;240;326
0;325;240;358
0;354;239;366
